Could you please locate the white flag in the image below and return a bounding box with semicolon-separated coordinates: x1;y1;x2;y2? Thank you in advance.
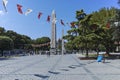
2;0;8;12
25;8;33;16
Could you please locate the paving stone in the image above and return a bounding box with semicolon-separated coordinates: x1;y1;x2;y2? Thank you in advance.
0;54;120;80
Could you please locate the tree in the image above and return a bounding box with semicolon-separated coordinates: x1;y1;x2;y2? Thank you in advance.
112;9;120;52
63;29;77;51
35;37;50;50
6;30;32;49
88;7;116;54
0;27;6;36
74;10;92;57
0;36;14;56
64;9;93;57
36;37;50;44
64;7;116;57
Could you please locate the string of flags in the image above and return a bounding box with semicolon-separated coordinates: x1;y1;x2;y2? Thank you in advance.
31;42;50;47
1;0;76;27
2;0;110;29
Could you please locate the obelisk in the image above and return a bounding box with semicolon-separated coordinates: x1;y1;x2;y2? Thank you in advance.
50;10;57;54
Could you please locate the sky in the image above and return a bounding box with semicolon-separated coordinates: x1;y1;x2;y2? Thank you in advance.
0;0;119;40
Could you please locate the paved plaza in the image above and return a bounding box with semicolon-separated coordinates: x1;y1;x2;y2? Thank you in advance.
0;54;120;80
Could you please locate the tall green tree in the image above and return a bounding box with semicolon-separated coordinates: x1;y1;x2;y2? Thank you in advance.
0;36;14;56
64;9;93;57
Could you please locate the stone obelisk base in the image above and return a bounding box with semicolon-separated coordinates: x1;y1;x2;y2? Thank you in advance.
50;48;57;55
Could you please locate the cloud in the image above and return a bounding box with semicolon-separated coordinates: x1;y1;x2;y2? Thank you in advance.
0;10;5;16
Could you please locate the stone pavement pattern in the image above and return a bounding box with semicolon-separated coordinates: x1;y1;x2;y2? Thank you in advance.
0;54;120;80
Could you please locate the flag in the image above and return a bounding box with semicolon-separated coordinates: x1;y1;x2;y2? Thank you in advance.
106;23;110;28
2;0;8;12
118;0;120;4
38;12;42;19
47;15;50;22
70;22;75;27
60;19;65;26
17;4;23;14
25;8;33;16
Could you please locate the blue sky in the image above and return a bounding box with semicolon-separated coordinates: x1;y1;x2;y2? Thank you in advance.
0;0;119;40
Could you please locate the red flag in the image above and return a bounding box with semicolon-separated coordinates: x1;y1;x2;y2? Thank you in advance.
47;15;50;22
70;22;75;27
106;23;110;28
17;4;23;14
38;12;42;19
60;19;65;26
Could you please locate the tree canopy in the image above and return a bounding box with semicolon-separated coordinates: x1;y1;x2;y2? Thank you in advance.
0;27;51;51
64;7;118;57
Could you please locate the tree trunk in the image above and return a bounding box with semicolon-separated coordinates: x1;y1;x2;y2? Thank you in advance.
85;43;89;58
96;48;99;56
86;48;89;58
118;41;120;52
1;50;4;56
95;44;99;56
81;48;84;54
106;47;110;55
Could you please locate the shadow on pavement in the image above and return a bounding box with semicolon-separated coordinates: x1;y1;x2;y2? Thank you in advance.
48;71;60;74
71;64;84;67
68;66;76;69
103;61;111;63
34;74;49;79
60;68;69;71
0;57;16;61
